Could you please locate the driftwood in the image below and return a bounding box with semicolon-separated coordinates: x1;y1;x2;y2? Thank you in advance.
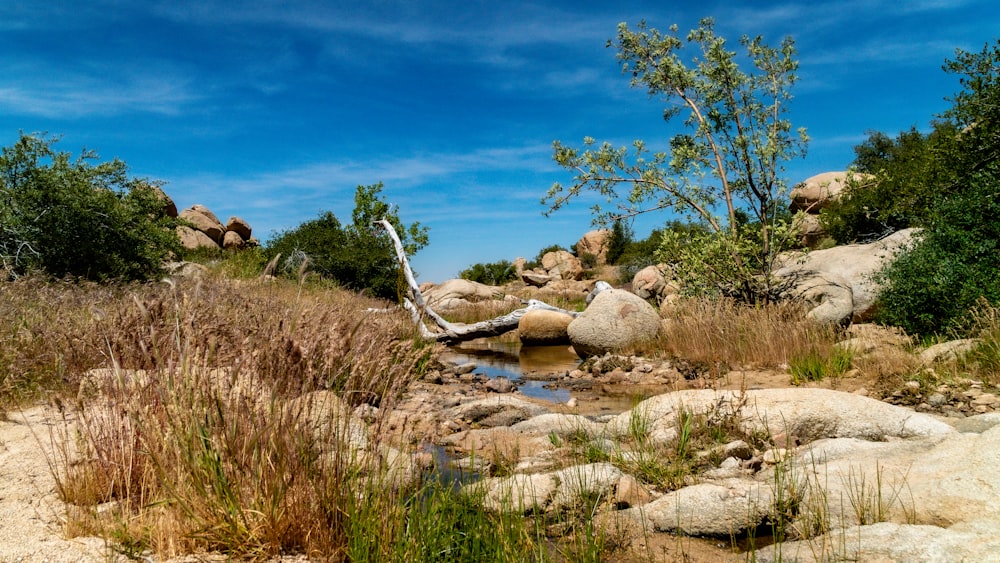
374;219;591;345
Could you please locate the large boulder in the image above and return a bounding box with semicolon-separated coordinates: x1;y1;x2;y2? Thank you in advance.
518;309;574;345
423;278;510;311
175;225;219;251
789;171;873;213
576;230;612;264
226;216;252;240
222;230;246;250
567;288;661;357
179;205;226;244
148;185;178;218
774;228;918;325
541;250;584;281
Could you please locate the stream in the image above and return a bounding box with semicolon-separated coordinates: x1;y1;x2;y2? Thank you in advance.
441;340;581;404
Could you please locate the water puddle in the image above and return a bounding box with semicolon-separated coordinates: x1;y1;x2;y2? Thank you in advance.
442;340;581;404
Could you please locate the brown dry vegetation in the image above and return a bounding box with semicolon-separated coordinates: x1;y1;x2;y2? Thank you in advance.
3;266;999;561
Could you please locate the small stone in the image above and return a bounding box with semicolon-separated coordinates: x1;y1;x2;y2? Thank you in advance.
566;397;578;408
854;388;869;396
454;362;477;375
763;448;788;464
484;377;515;393
928;393;948;407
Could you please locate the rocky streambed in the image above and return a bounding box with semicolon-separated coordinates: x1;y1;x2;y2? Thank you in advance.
382;340;1000;562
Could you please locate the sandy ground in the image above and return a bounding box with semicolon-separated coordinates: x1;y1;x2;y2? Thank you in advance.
0;405;106;562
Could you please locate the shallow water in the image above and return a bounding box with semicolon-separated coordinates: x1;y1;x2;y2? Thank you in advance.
443;340;581;404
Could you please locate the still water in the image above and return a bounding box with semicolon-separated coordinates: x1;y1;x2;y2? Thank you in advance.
442;340;581;404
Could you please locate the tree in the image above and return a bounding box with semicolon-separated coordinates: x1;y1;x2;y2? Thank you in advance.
875;39;1000;335
265;182;428;300
544;18;807;301
0;133;179;281
820;122;961;244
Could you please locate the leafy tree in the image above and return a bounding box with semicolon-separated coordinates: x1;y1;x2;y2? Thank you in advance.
875;39;1000;335
544;18;807;300
458;260;517;286
265;182;428;300
820;122;961;244
0;133;179;281
605;220;632;265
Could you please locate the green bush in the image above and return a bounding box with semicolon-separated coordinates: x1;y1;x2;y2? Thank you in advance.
875;170;1000;335
264;183;428;300
0;133;179;282
875;39;1000;336
458;260;517;285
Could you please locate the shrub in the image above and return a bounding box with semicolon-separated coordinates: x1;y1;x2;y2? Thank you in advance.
874;39;1000;336
458;260;517;285
0;133;179;281
265;183;428;300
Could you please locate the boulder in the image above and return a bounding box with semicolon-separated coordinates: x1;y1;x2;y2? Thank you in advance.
576;229;612;264
175;225;219;250
774;228;918;325
919;338;981;365
792;211;827;248
789;171;873;213
541;250;584;281
423;278;507;311
222;230;245;249
148;185;178;218
520;271;553;287
623;479;775;537
226;216;252;240
631;264;677;302
567;288;661;357
179;205;226;244
518;309;574;345
607;388;955;448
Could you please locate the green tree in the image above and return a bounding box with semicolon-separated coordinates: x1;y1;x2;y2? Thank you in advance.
544;18;807;300
820;122;961;244
605;220;633;265
0;133;179;281
265;182;428;300
458;260;517;285
875;39;1000;335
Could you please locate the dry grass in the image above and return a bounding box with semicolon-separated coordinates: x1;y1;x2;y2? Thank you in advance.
651;297;842;370
2;275;448;559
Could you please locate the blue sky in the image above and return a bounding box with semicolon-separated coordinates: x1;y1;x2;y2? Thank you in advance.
2;1;998;283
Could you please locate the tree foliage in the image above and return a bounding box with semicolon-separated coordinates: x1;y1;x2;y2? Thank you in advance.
875;39;1000;335
820;122;960;244
265;182;428;300
0;133;179;281
458;260;517;286
544;18;807;301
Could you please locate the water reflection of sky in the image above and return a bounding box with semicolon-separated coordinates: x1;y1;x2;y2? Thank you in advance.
443;342;580;404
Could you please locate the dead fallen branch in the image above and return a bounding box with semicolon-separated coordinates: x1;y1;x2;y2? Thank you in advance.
374;219;592;344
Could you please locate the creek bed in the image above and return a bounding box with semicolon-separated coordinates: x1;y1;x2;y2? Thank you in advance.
442;340;581;404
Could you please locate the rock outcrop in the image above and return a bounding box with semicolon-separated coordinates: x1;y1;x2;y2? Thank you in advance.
575;229;612;264
774;228;918;325
175;203;256;251
789;171;874;248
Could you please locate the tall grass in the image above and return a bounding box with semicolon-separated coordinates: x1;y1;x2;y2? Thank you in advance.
652;297;842;370
0;273;545;560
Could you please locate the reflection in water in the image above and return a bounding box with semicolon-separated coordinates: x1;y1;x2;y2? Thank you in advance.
443;341;581;404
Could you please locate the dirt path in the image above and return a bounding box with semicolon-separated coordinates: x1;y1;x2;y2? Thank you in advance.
0;405;105;562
